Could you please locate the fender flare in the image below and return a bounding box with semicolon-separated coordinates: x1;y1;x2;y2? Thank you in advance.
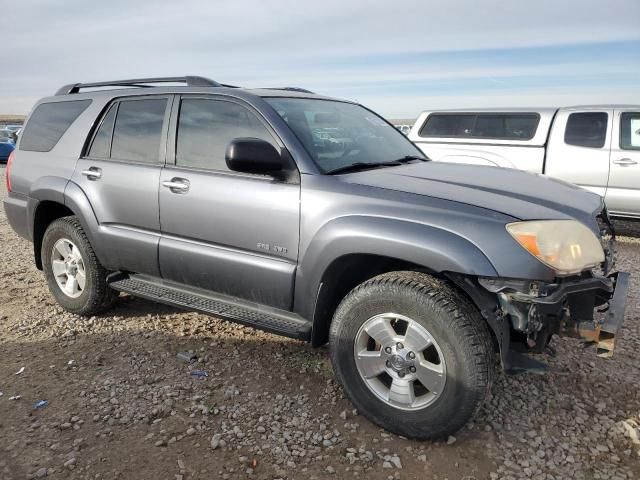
294;215;498;324
27;178;109;269
27;176;68;240
62;181;108;266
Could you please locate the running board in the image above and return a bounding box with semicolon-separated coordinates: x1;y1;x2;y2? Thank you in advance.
107;273;311;341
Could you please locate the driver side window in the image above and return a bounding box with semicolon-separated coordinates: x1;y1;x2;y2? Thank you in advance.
176;98;277;171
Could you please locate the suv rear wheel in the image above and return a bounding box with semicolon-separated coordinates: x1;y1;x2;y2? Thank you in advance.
329;271;494;440
42;216;116;316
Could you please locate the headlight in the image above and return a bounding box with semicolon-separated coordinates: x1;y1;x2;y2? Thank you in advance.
506;220;604;275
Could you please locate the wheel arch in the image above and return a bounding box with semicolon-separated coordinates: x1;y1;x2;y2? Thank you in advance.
29;179;103;270
298;216;499;346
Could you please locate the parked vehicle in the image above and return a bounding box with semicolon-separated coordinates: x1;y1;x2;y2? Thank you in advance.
394;124;412;136
408;107;640;219
3;125;22;143
3;124;23;133
0;138;15;163
4;77;628;439
0;128;15;141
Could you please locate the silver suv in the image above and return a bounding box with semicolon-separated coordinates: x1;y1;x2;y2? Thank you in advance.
3;76;629;440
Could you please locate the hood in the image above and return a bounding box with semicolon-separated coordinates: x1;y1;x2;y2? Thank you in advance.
341;162;603;225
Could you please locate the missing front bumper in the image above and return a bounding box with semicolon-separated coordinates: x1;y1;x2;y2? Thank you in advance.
569;271;629;357
479;271;630;358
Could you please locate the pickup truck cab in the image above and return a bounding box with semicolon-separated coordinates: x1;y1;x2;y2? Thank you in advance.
409;106;640;219
3;78;629;440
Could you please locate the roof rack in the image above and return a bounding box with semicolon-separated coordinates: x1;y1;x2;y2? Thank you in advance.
263;87;315;94
55;76;221;95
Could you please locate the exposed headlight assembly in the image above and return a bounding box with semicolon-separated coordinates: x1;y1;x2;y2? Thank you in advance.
506;220;604;275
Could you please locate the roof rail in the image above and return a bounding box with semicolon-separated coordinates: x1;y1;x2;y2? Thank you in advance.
55;76;221;95
263;87;315;94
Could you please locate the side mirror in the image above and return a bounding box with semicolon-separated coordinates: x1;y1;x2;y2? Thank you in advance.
225;138;284;175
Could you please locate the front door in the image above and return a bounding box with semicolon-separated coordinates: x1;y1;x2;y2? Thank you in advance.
606;109;640;218
158;96;300;310
72;96;170;276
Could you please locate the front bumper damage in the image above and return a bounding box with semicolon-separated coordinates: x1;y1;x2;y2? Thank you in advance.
447;270;629;374
449;208;629;373
479;271;629;359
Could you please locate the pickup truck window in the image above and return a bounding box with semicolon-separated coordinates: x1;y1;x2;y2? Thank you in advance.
20;100;91;152
419;113;539;140
176;98;277;172
564;112;607;149
265;98;422;173
620;112;640;150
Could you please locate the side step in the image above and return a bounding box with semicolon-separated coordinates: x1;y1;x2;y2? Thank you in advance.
107;273;312;341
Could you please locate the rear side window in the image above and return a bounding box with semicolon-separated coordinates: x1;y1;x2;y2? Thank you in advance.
420;114;475;137
88;103;117;158
110;98;167;163
419;113;539;140
20;100;91;152
564;112;608;148
620;112;640;150
176;98;277;171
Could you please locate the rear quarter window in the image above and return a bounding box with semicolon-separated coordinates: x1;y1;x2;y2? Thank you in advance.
20;100;91;152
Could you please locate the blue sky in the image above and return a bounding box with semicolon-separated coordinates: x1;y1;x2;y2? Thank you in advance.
2;0;639;118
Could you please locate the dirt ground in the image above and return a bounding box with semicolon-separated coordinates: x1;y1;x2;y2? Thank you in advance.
1;165;639;480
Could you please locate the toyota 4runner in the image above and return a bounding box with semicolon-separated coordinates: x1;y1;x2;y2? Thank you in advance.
3;76;629;439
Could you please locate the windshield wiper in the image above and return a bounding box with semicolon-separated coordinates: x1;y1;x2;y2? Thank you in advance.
325;156;428;175
391;155;429;163
325;161;401;175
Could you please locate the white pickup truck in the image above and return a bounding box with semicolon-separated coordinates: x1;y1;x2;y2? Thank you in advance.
408;106;640;219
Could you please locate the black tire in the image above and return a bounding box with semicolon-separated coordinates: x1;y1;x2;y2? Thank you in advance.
41;216;116;316
329;271;494;440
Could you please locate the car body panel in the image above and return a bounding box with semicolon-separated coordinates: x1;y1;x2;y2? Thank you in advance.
158;167;300;310
605;108;640;217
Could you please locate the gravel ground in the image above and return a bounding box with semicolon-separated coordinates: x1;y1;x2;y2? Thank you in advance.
1;164;639;480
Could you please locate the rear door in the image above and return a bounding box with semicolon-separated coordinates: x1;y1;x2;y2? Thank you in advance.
73;95;171;276
545;109;612;197
158;95;300;310
606;109;640;217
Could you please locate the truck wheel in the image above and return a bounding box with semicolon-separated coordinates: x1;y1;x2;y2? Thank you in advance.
41;216;116;316
329;271;494;440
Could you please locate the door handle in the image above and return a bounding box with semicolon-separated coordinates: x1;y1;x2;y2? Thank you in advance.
162;178;190;193
81;167;102;180
613;158;638;166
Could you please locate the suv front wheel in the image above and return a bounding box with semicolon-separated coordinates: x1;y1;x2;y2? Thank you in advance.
329;271;494;440
42;216;116;316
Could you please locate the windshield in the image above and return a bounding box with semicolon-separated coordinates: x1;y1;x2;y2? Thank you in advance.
265;98;424;173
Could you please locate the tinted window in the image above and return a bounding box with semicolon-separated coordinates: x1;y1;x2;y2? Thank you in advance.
564;112;608;148
420;114;474;137
620;112;640;150
88;103;117;158
474;114;538;139
419;113;539;140
111;98;167;163
266;98;423;173
176;99;276;171
20;100;91;152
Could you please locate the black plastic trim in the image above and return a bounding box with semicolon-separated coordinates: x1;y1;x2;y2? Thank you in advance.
107;272;312;341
